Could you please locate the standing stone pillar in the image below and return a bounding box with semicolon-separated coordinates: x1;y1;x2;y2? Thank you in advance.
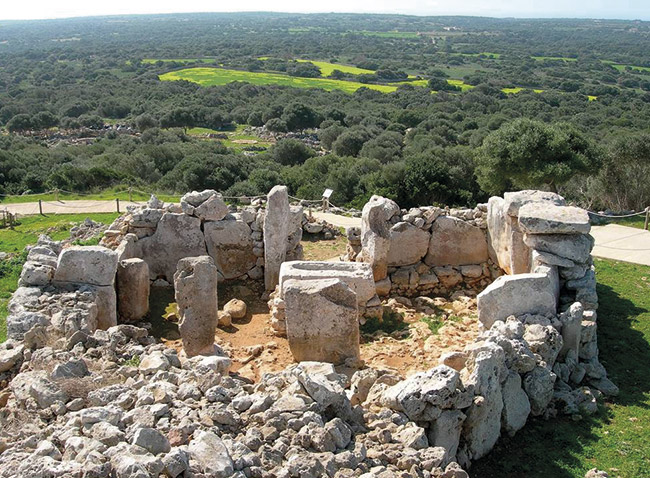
264;185;289;291
359;195;399;281
174;256;218;357
116;258;150;322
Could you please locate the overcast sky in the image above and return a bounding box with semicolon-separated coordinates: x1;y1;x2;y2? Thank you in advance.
0;0;648;21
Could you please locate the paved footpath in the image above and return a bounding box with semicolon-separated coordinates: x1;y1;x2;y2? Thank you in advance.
3;201;650;266
590;224;650;266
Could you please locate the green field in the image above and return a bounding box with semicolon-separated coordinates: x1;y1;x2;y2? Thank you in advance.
502;87;545;94
159;67;398;93
294;59;375;77
350;30;420;39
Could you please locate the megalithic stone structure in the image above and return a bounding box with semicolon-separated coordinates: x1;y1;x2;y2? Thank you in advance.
264;185;289;291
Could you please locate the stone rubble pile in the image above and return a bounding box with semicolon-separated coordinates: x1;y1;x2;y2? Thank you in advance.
350;197;497;298
0;187;617;478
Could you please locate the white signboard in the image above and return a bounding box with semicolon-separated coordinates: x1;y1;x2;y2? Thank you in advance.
322;188;334;199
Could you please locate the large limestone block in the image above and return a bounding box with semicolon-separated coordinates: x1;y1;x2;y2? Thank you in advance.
174;256;218;357
283;278;360;365
501;371;530;436
116;258;150;322
523;233;594;263
487;197;531;274
188;430;234;478
503;190;565;217
286;205;304;253
279;261;376;306
360;195;400;281
518;203;591;235
387;222;430;266
204;220;257;280
137;213;207;281
93;285;117;330
461;342;507;461
425;216;488;267
194;194;229;221
477;273;557;329
53;246;118;287
264;185;290;291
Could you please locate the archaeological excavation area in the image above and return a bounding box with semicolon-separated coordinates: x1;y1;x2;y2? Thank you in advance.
0;186;617;478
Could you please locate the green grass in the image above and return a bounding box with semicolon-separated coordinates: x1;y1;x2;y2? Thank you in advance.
294;59;375;77
473;258;650;477
0;213;120;342
0;213;119;254
350;30;420;39
502;87;545;94
606;63;650;73
0;186;179;205
532;56;578;62
361;309;409;337
159;67;398;94
420;314;461;334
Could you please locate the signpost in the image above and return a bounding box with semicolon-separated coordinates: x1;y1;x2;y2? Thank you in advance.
322;188;333;211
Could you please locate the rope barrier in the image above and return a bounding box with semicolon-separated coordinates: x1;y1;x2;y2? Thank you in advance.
587;210;648;218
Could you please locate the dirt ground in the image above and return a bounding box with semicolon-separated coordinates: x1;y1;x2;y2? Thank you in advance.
157;237;481;382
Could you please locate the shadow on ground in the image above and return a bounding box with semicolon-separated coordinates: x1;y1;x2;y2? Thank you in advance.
471;268;650;478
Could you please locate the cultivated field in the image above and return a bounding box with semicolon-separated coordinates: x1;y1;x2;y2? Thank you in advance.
159;67;398;93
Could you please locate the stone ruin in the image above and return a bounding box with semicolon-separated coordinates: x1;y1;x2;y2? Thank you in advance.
0;187;616;478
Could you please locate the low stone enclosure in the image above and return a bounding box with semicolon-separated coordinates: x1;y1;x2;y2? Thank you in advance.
0;187;617;478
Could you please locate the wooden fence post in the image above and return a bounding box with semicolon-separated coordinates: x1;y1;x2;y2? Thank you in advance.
116;198;120;213
645;207;649;231
38;200;44;216
128;187;133;202
54;188;59;201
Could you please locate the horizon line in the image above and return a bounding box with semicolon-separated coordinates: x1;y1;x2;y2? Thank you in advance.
0;10;648;23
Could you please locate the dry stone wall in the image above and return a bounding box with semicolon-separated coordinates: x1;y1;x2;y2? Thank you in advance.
349;196;498;298
0;187;616;478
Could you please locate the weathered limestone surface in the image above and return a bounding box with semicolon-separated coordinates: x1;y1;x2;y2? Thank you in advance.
425;216;488;267
138;213;207;281
360;195;400;281
477;273;557;329
503;190;565;217
174;256;218;357
53;246;118;287
180;189;228;221
93;285;118;330
264;185;290;291
461;342;507;462
518;203;591;235
487;197;531;274
283;278;360;364
523;233;594;264
204;220;257;280
386;222;430;266
116;258;150;322
279;261;376;306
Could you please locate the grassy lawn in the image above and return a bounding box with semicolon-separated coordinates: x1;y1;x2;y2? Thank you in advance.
473;258;650;478
0;212;120;342
0;186;179;205
159;67;399;94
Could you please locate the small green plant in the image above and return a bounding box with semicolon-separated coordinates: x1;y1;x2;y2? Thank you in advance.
420;314;462;335
121;355;141;367
72;237;101;246
361;308;409;336
163;302;179;322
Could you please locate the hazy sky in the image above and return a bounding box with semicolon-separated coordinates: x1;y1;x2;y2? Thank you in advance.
0;0;648;21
